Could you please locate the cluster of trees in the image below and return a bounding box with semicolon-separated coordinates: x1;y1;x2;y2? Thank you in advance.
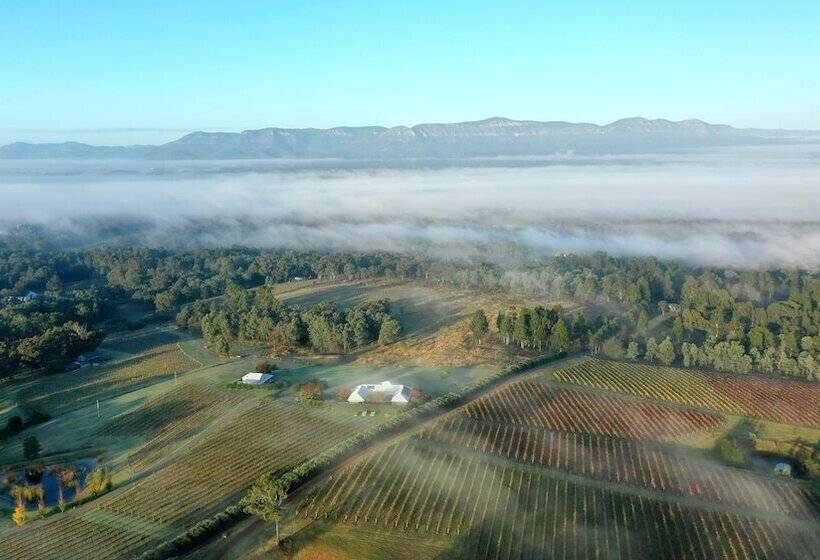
429;253;680;308
0;290;106;379
672;273;818;377
303;300;401;353
177;284;401;355
85;248;425;312
1;247;418;378
599;271;819;378
0;250;92;297
10;483;45;525
4;246;424;317
495;307;571;353
679;337;816;376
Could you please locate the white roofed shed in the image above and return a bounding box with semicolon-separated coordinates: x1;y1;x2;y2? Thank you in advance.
241;372;274;385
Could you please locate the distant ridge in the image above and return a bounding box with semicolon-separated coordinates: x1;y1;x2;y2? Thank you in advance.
2;117;818;159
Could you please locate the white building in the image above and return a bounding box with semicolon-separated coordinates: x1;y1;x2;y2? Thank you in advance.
348;381;411;404
241;372;274;385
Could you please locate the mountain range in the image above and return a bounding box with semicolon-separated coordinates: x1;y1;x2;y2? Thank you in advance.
2;117;818;159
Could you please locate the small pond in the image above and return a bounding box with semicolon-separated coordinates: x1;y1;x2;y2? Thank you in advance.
0;458;97;507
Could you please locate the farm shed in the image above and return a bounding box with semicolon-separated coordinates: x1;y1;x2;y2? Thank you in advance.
241;372;274;385
348;381;411;404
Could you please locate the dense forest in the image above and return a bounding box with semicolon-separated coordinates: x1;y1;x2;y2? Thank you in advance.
0;245;817;379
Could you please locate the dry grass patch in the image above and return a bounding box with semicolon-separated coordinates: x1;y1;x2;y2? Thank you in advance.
358;317;523;368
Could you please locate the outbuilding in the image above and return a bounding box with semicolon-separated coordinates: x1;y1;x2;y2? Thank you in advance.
241;372;274;385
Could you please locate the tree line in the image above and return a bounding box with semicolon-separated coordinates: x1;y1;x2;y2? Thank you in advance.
1;244;817;379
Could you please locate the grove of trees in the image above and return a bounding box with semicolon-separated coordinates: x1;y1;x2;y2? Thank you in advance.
176;284;401;355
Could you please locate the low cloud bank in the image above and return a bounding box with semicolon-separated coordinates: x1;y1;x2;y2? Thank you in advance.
1;146;819;268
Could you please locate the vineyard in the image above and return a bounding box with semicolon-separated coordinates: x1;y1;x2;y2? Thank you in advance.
295;368;820;559
420;416;820;521
553;359;820;427
298;439;820;559
100;330;182;356
0;401;383;560
462;381;723;440
97;383;245;471
15;344;200;416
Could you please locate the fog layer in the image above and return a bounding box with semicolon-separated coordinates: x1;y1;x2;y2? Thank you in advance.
1;146;819;268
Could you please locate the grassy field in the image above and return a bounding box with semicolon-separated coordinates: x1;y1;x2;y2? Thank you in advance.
100;329;184;356
281;280;574;367
272;359;493;398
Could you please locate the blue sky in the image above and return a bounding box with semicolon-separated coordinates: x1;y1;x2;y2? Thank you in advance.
1;1;818;144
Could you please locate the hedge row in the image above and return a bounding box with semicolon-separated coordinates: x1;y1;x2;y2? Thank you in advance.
140;505;245;560
139;352;566;559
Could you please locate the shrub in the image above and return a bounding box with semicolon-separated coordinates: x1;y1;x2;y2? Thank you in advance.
23;436;41;460
6;415;23;435
27;410;51;425
12;504;26;526
715;437;744;466
255;360;277;373
296;380;325;401
602;338;624;359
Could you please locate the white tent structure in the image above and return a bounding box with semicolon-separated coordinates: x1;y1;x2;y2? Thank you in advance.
241;372;274;385
348;381;411;404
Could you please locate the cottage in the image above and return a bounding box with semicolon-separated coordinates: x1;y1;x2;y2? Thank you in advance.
773;462;792;477
241;372;274;385
347;381;411;404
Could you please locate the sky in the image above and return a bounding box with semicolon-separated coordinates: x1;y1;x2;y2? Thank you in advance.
1;1;819;145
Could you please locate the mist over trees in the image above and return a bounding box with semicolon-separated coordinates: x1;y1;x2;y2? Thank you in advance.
1;242;817;379
3;147;819;269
